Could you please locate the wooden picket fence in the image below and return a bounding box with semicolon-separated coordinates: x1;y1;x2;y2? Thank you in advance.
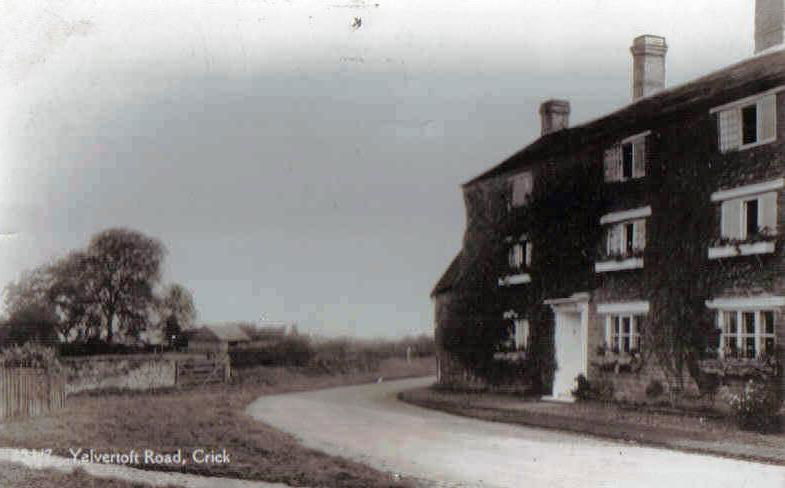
0;368;66;420
175;357;230;387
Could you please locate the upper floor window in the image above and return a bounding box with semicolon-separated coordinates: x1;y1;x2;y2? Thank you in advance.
711;179;781;241
596;207;650;272
509;171;533;208
606;220;646;257
600;207;650;258
604;131;648;182
714;93;777;153
507;236;532;271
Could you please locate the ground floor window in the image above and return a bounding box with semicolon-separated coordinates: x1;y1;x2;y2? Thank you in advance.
501;312;530;352
512;319;529;350
605;314;643;354
719;310;776;359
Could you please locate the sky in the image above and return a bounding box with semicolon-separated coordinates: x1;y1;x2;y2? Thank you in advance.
0;1;758;338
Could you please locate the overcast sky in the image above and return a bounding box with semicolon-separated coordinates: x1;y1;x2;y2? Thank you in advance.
0;1;757;338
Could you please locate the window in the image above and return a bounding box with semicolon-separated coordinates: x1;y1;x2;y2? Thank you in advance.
717;94;777;152
511;319;530;350
744;199;759;238
622;143;634;180
603;132;647;182
606;315;643;354
719;191;777;240
606;219;646;257
501;312;530;352
507;236;532;271
742;104;758;145
509;171;533;208
719;310;777;359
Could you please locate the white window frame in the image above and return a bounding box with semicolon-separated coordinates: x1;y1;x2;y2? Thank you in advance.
717;309;777;359
741;198;760;240
501;311;530;352
603;131;649;183
711;179;781;243
512;319;530;351
712;90;780;153
509;171;533;208
604;314;644;355
605;219;646;257
507;236;532;271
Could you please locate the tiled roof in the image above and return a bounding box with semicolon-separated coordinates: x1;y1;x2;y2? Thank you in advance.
190;323;251;343
431;252;463;297
465;48;785;185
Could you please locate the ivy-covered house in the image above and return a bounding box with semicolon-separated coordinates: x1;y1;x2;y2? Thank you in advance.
434;3;785;402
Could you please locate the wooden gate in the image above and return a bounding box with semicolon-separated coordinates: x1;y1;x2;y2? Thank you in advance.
175;357;230;386
0;368;66;420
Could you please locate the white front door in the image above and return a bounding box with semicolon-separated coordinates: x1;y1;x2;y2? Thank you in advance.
551;310;585;401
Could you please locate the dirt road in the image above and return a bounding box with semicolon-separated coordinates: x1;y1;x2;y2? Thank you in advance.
247;377;785;488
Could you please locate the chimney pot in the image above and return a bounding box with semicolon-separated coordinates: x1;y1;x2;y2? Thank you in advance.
630;35;668;101
756;0;785;53
539;99;570;136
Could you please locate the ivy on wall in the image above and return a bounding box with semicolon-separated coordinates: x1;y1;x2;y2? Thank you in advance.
439;158;609;393
439;113;783;399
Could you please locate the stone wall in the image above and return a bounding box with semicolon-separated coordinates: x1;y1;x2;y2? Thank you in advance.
62;354;197;394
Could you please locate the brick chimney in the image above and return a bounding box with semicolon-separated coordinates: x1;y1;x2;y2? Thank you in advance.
539;99;570;136
756;0;785;53
630;35;668;100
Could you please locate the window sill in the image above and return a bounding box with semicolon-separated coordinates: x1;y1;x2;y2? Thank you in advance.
707;241;775;259
723;136;777;153
603;176;645;184
493;351;527;361
594;258;644;273
498;273;531;287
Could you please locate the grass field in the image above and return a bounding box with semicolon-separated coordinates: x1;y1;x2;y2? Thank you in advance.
0;357;435;488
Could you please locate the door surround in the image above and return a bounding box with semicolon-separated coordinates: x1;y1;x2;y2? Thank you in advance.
543;292;590;402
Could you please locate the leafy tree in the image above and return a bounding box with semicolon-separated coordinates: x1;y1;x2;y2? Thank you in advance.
1;302;59;347
47;251;102;342
156;283;196;349
3;267;52;318
81;228;166;343
158;284;196;329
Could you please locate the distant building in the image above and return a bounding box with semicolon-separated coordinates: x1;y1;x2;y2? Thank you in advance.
243;321;298;343
187;323;251;355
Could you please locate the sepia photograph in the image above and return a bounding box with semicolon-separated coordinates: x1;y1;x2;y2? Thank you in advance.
0;1;784;486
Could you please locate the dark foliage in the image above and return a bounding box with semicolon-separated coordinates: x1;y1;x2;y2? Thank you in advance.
440;160;608;393
1;303;60;347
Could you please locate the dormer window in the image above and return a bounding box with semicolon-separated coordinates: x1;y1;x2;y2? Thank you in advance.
604;131;648;182
714;92;777;152
509;171;533;208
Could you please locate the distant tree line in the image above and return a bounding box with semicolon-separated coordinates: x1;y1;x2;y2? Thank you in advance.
1;228;196;353
227;326;435;372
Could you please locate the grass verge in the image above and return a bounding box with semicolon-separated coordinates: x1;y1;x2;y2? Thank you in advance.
0;463;182;488
399;385;785;466
0;357;435;488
